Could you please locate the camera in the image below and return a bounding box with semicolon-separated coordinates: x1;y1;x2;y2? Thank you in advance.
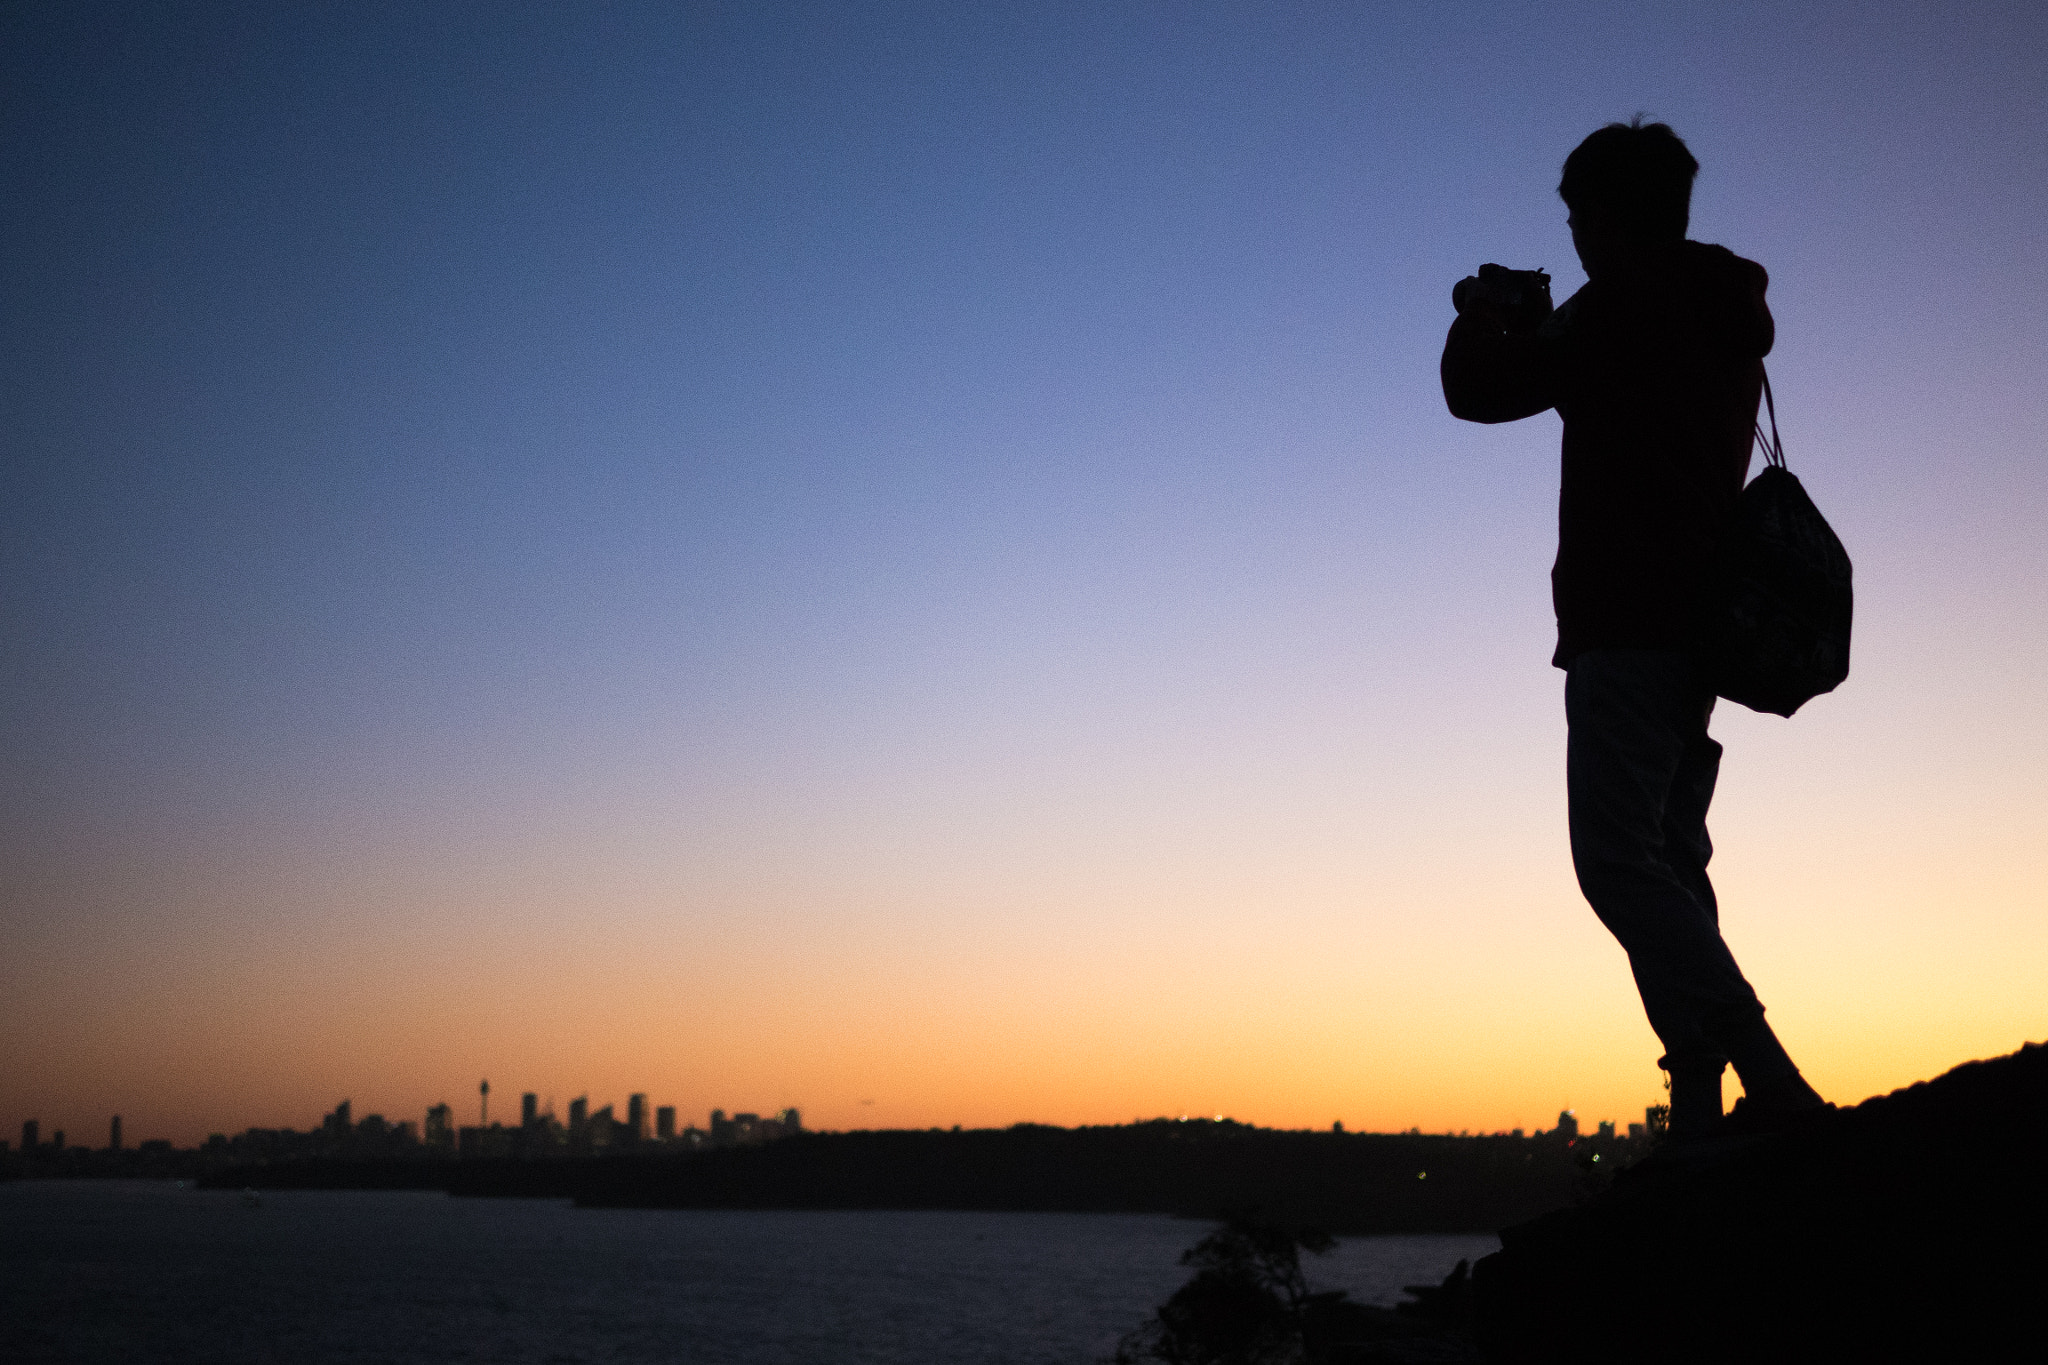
1452;264;1553;334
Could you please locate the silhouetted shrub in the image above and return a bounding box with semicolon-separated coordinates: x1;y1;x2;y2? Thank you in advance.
1111;1214;1481;1364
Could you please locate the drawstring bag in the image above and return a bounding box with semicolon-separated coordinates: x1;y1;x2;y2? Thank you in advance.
1709;371;1853;717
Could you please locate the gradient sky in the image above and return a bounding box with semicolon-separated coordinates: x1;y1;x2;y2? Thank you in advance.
5;1;2045;1148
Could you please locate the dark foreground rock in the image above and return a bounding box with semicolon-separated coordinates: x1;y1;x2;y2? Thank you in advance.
1474;1042;2048;1362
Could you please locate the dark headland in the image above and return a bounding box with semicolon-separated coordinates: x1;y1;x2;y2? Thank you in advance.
200;1118;1610;1235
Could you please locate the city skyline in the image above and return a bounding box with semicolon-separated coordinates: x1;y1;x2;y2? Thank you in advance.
17;1093;1642;1157
6;4;2045;1150
7;1087;811;1156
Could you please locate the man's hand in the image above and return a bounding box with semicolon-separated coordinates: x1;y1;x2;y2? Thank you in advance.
1453;264;1554;335
1442;268;1560;424
1452;275;1511;330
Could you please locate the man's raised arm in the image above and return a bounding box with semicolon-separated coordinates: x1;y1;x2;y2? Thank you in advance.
1440;305;1559;424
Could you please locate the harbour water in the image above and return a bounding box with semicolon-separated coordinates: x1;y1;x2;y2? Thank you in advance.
2;1180;1498;1363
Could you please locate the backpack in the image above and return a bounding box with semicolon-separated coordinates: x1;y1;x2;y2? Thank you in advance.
1709;371;1853;717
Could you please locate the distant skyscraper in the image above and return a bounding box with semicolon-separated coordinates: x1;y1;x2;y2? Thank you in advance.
50;1130;64;1152
480;1079;490;1127
656;1106;676;1141
585;1104;616;1150
109;1116;122;1151
1555;1110;1579;1139
521;1092;538;1127
425;1103;454;1153
779;1107;802;1132
627;1094;650;1142
20;1120;37;1152
568;1096;590;1155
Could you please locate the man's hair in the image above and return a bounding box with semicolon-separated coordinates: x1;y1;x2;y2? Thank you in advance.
1558;118;1699;241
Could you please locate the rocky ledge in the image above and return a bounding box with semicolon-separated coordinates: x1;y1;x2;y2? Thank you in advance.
1475;1041;2047;1362
1114;1045;2047;1362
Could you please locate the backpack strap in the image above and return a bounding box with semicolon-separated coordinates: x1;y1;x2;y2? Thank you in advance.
1754;366;1786;471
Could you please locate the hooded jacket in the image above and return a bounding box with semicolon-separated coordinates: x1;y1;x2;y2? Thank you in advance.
1441;240;1774;667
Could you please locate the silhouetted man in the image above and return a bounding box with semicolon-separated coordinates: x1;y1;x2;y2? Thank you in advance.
1441;121;1826;1141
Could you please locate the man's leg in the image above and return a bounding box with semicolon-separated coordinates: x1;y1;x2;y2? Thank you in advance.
1565;649;1817;1131
1655;688;1735;1134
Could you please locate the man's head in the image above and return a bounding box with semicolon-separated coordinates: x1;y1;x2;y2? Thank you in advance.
1559;119;1698;278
